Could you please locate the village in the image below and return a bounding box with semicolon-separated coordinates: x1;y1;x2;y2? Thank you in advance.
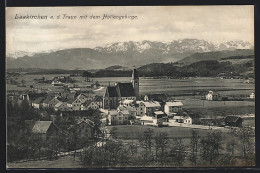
6;68;255;167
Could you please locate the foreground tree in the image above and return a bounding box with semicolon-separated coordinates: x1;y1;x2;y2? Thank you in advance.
188;130;200;166
200;131;222;166
154;132;169;164
170;137;186;167
139;128;154;166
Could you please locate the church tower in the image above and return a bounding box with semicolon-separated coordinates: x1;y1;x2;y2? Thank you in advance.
131;69;139;98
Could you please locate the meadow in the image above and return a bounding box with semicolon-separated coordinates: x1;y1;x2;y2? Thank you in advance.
7;75;255;98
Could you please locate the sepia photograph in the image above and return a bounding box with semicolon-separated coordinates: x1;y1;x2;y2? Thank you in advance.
6;6;255;168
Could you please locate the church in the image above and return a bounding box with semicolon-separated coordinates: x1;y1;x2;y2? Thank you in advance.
103;69;139;110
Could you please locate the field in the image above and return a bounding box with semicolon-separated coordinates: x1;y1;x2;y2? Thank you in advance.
7;75;255;98
188;106;255;119
107;125;228;140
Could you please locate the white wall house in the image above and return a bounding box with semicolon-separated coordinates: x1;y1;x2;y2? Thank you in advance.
164;101;183;115
250;92;255;99
206;91;219;101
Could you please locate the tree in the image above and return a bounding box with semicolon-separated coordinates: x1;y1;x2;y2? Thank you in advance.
110;127;118;140
139;128;154;166
200;132;222;166
189;130;200;166
129;140;138;156
170;137;186;167
154;132;169;164
82;71;92;77
236;127;255;165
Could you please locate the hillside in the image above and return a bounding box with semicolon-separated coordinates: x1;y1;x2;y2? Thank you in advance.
177;49;254;65
6;39;253;70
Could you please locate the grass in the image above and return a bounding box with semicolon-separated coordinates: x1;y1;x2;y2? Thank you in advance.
188;106;255;118
7;155;83;168
107;125;224;140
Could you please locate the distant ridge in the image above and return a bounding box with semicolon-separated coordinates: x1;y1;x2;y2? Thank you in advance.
6;39;254;70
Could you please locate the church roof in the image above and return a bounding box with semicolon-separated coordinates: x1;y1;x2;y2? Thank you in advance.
105;82;136;98
116;83;136;97
107;86;118;97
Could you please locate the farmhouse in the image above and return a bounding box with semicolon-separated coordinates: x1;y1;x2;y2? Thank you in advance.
206;91;220;101
172;115;192;124
103;69;139;110
164;101;183;115
42;96;60;108
24;120;59;141
70;119;95;139
222;116;243;127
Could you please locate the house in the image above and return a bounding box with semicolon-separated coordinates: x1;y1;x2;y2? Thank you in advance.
81;100;99;110
42;96;61;108
206;91;220;101
103;69;139;110
23;120;59;141
136;101;146;116
164;101;183;115
70;119;95;139
117;104;137;118
142;101;161;116
67;98;82;111
250;92;255;99
140;115;155;126
31;97;45;109
107;109;130;125
76;93;92;103
222;116;243;127
153;111;168;125
54;102;69;111
172;115;192;124
92;96;103;108
59;90;76;99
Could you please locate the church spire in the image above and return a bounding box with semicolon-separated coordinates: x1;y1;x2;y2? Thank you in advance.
131;69;139;98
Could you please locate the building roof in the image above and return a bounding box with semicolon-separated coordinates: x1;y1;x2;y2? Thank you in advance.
165;101;183;107
122;99;134;104
31;121;53;134
42;96;56;104
106;86;118;97
76;118;95;127
223;116;242;123
154;111;165;115
119;109;130;115
116;83;136;97
32;97;45;104
93;96;103;102
55;102;65;108
67;98;76;104
143;101;161;107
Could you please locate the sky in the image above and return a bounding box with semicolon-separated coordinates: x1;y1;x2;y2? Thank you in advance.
6;6;254;54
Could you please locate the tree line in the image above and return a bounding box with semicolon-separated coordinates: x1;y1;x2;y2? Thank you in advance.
79;127;255;167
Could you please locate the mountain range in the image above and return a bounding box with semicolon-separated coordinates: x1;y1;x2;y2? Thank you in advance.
6;39;254;70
